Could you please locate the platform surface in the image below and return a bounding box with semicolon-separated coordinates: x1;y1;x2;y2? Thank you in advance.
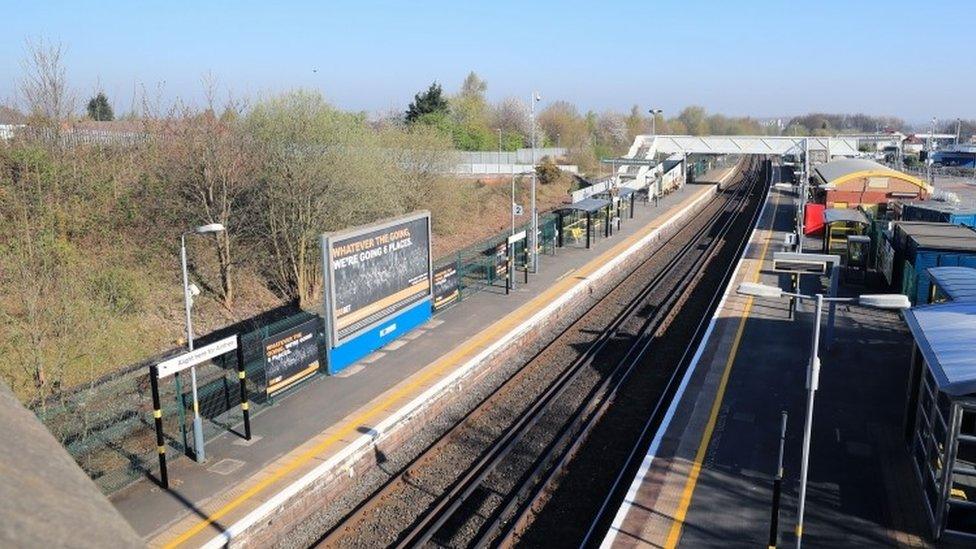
111;171;732;548
603;167;932;548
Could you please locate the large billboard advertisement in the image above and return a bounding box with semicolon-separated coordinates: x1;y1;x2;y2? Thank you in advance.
323;212;432;344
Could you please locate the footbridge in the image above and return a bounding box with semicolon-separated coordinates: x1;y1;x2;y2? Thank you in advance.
610;134;860;193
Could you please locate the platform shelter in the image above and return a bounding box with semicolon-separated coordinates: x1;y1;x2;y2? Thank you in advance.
904;302;976;542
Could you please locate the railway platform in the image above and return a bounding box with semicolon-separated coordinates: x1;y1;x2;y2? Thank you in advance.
602;176;932;547
112;168;736;548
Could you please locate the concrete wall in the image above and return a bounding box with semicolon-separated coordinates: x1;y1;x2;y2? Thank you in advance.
0;382;142;548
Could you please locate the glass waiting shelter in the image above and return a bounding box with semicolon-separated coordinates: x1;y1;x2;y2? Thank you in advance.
557;197;611;249
904;302;976;542
927;266;976;304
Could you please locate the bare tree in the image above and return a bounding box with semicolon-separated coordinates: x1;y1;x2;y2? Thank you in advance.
19;37;75;127
491;97;531;138
154;76;254;308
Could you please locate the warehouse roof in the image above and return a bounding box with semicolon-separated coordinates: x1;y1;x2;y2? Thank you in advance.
928;267;976;302
904;302;976;396
814;158;929;192
902;201;976;215
824;208;869;225
897;222;976;252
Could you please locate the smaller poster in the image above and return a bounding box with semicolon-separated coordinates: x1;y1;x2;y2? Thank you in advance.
432;264;459;311
493;242;508;278
263;318;321;396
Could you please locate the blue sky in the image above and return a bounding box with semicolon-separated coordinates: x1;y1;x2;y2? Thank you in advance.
2;0;973;121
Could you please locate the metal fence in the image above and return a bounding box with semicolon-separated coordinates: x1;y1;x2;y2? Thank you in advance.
455;148;568;165
32;310;320;494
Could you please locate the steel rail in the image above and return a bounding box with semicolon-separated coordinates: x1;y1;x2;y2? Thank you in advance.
486;159;769;549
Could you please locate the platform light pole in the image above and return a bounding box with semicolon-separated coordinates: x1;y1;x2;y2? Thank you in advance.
180;222;226;463
736;283;910;548
648;108;663;136
530;91;541;273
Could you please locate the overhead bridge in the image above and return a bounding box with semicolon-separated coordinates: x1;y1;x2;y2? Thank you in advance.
645;135;858;157
611;134;860;192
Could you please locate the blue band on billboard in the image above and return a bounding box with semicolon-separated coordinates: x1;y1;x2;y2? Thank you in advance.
328;300;431;374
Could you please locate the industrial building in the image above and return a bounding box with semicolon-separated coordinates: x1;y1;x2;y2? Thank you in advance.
812;158;931;214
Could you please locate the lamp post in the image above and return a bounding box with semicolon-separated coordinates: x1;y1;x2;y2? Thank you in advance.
530;91;541;273
736;283;910;548
180;222;226;463
648;108;663;135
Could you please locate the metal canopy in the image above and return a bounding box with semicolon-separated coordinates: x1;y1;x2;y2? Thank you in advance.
562;197;611;213
618;187;638;198
927;267;976;303
904;302;976;396
823;208;869;225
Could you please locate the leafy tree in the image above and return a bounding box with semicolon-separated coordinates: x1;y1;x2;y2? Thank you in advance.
406;82;449;124
491;97;530;144
677;106;709;136
86;91;114;121
535;155;562;185
449;72;493;151
625;105;645;140
459;71;487;100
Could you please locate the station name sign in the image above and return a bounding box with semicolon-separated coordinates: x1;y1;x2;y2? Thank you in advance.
156;336;238;379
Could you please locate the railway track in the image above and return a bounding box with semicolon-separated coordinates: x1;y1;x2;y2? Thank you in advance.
304;158;769;548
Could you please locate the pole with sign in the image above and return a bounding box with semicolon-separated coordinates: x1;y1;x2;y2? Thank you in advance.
149;365;168;489
507;230;526;292
235;335;252;441
150;335;239;483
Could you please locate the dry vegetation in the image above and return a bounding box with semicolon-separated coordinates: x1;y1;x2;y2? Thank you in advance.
0;42;588;407
0;40;825;408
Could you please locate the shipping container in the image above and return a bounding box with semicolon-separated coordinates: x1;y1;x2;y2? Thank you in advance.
887;222;976;304
900;202;976;228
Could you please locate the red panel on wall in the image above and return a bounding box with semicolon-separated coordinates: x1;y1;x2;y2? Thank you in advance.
804;203;826;236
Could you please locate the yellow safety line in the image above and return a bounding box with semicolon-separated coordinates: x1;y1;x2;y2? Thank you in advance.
663;194;779;548
163;189;713;548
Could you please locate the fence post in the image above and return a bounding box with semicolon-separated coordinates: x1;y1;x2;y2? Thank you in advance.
505;241;512;295
236;335;252;440
456;253;464;303
149;365;169;490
